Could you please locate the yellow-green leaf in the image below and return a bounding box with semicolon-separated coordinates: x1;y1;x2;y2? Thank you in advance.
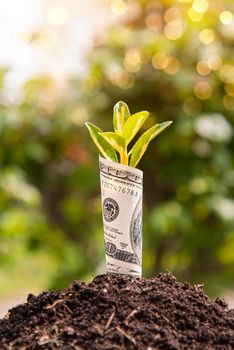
113;101;131;134
122;111;149;145
129;121;173;168
99;132;125;155
85;122;118;162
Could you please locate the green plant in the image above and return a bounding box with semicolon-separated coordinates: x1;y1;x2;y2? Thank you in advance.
85;101;172;167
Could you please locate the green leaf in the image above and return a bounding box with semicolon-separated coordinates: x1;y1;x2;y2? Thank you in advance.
122;111;149;145
99;132;125;155
113;101;131;134
85;122;118;162
129;121;173;168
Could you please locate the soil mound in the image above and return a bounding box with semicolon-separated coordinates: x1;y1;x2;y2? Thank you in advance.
0;273;233;349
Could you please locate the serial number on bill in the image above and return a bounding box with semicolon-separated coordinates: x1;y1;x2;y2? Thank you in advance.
101;180;138;196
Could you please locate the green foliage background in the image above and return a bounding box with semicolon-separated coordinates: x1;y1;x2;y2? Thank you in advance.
0;0;233;296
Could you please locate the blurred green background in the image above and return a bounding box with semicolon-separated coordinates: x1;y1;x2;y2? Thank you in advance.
0;0;234;299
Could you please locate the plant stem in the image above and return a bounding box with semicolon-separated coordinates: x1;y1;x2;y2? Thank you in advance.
121;149;128;165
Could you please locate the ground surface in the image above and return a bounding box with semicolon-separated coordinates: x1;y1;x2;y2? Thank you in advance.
0;273;233;349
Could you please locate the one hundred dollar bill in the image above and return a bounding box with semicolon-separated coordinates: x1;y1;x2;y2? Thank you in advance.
99;156;143;277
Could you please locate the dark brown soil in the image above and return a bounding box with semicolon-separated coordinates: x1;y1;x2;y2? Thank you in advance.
0;273;233;350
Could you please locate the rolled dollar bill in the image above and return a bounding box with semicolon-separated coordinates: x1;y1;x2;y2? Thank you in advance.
99;156;143;277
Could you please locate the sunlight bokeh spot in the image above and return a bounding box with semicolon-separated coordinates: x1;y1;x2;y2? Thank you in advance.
145;13;162;31
192;0;208;14
106;64;134;88
70;107;89;125
207;55;223;71
225;83;234;97
214;198;234;221
194;81;212;100
196;60;211;76
164;57;180;75
199;29;215;44
188;7;204;22
164;7;183;23
220;65;234;84
164;21;185;40
220;11;233;25
195;113;232;142
110;0;128;16
152;52;168;70
123;48;142;72
223;95;234;111
190;177;208;195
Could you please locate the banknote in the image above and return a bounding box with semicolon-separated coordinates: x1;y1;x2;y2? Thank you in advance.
99;156;143;277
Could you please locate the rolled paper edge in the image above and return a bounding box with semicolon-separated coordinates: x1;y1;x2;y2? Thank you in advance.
99;156;143;185
99;155;143;175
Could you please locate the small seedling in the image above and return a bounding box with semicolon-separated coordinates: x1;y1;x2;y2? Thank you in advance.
86;101;172;168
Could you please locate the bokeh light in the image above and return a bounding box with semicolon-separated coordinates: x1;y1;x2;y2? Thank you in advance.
199;29;215;44
145;13;162;31
70;107;89;125
214;198;234;221
188;7;203;22
123;48;142;72
152;52;168;70
189;177;208;195
207;55;223;71
223;95;234;111
192;0;208;14
164;21;185;40
225;83;234;96
194;80;212;100
110;0;128;16
195;114;232;142
196;60;211;76
106;63;134;89
164;57;180;75
164;7;183;23
220;65;234;84
220;11;233;25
